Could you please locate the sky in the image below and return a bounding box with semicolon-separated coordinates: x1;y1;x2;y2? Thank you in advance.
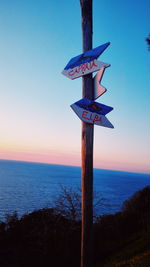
0;0;150;173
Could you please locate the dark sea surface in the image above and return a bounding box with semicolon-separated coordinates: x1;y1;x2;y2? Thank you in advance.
0;159;150;221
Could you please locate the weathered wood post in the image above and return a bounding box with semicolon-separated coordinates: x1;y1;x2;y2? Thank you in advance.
62;3;113;267
80;1;94;267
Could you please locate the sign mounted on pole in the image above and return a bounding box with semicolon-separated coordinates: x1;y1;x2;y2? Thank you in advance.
93;66;110;100
62;42;110;79
71;98;114;128
62;60;109;80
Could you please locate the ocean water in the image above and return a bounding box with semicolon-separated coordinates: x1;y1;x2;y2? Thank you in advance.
0;159;150;221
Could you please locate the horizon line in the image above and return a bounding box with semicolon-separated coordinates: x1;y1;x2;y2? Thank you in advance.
0;158;149;176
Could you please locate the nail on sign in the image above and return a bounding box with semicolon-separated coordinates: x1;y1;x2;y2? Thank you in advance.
62;42;110;79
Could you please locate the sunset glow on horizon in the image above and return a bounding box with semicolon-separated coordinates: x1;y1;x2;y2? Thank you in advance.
0;146;149;174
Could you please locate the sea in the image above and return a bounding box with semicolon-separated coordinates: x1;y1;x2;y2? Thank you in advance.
0;159;150;221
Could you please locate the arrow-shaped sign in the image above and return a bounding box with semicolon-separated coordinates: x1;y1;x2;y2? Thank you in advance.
93;65;110;100
62;42;110;79
62;60;109;80
70;98;114;128
73;98;113;115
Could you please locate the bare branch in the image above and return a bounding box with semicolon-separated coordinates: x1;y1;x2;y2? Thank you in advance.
52;185;108;222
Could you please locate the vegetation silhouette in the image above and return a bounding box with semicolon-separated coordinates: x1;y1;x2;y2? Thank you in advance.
146;34;150;50
0;186;150;267
52;185;107;221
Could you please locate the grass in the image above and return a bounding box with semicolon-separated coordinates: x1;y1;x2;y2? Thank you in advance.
99;231;150;267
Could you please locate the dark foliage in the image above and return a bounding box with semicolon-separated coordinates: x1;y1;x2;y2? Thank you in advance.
94;186;150;265
0;186;150;267
122;186;150;232
146;34;150;50
0;209;81;267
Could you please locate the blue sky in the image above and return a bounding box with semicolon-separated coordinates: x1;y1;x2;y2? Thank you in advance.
0;0;150;173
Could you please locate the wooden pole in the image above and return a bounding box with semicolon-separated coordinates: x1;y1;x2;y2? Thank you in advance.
80;1;94;267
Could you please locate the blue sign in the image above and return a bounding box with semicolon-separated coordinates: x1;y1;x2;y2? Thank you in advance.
64;42;110;70
71;98;114;128
74;98;113;116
